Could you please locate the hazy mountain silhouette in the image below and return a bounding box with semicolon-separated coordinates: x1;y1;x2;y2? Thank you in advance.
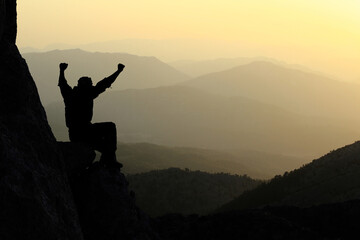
180;61;360;122
127;168;261;216
92;87;358;158
46;86;358;159
117;143;305;179
169;57;320;78
23;49;189;105
20;38;257;62
219;141;360;212
168;57;275;77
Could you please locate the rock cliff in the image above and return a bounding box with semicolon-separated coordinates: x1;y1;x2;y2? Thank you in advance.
0;1;156;239
0;1;83;239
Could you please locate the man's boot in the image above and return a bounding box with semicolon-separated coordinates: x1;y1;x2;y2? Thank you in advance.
99;152;123;170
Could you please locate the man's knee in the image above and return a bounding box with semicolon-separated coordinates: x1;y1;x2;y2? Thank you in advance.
68;127;90;142
105;122;116;131
94;122;116;132
94;122;117;150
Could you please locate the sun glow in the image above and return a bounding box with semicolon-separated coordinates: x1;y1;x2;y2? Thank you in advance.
18;0;360;81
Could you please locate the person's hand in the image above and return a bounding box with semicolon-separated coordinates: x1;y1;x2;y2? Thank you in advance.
60;63;68;71
118;63;125;72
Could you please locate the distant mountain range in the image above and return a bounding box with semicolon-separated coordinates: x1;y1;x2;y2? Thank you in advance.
19;38;259;62
28;49;360;124
23;49;189;105
47;86;358;159
28;49;360;175
219;141;360;212
180;61;360;122
168;57;323;78
168;57;277;77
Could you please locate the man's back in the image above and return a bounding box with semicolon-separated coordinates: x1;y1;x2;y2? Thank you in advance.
63;86;95;128
58;63;125;128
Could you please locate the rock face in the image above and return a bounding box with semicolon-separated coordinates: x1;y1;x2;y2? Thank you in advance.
0;1;83;239
58;142;96;176
71;162;158;240
1;1;156;239
59;142;159;239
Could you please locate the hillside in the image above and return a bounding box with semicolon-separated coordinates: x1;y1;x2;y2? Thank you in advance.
180;61;360;122
168;57;271;77
168;57;309;77
23;49;189;105
20;38;256;63
117;143;305;179
219;141;360;212
128;168;261;216
46;86;358;158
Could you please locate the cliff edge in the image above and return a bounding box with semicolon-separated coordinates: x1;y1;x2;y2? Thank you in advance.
0;1;156;239
0;1;83;239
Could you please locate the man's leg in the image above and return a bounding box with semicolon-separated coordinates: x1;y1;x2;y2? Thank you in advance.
69;126;92;143
91;122;121;168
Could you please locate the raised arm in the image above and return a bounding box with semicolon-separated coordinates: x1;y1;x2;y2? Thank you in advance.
58;63;72;98
94;63;125;96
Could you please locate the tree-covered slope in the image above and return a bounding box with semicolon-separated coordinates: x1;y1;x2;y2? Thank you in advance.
219;141;360;212
127;168;261;216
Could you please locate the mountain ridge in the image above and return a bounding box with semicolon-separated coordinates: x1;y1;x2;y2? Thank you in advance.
46;85;359;158
219;141;360;212
117;142;306;179
169;57;332;79
180;61;360;122
23;48;190;105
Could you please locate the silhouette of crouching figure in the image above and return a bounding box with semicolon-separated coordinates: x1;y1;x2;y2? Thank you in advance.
58;62;125;169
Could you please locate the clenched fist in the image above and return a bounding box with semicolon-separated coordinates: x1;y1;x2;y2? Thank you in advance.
60;63;68;71
118;63;125;72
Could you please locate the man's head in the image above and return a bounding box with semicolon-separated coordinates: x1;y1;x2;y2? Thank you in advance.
77;77;93;88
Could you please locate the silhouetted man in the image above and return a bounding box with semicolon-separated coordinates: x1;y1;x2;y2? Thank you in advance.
58;62;125;169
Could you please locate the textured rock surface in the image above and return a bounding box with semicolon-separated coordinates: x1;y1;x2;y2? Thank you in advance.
58;141;96;176
1;2;159;239
72;162;159;240
58;142;159;239
0;1;83;239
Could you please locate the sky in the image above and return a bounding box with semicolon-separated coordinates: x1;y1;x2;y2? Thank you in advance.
17;0;360;81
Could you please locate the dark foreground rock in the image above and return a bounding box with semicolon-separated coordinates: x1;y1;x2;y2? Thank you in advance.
58;142;159;239
0;1;82;239
71;162;160;240
58;141;96;176
1;1;158;238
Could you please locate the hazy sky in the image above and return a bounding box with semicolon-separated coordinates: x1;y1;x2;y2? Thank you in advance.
18;0;360;81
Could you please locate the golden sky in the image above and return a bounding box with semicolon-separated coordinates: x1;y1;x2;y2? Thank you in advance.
18;0;360;81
